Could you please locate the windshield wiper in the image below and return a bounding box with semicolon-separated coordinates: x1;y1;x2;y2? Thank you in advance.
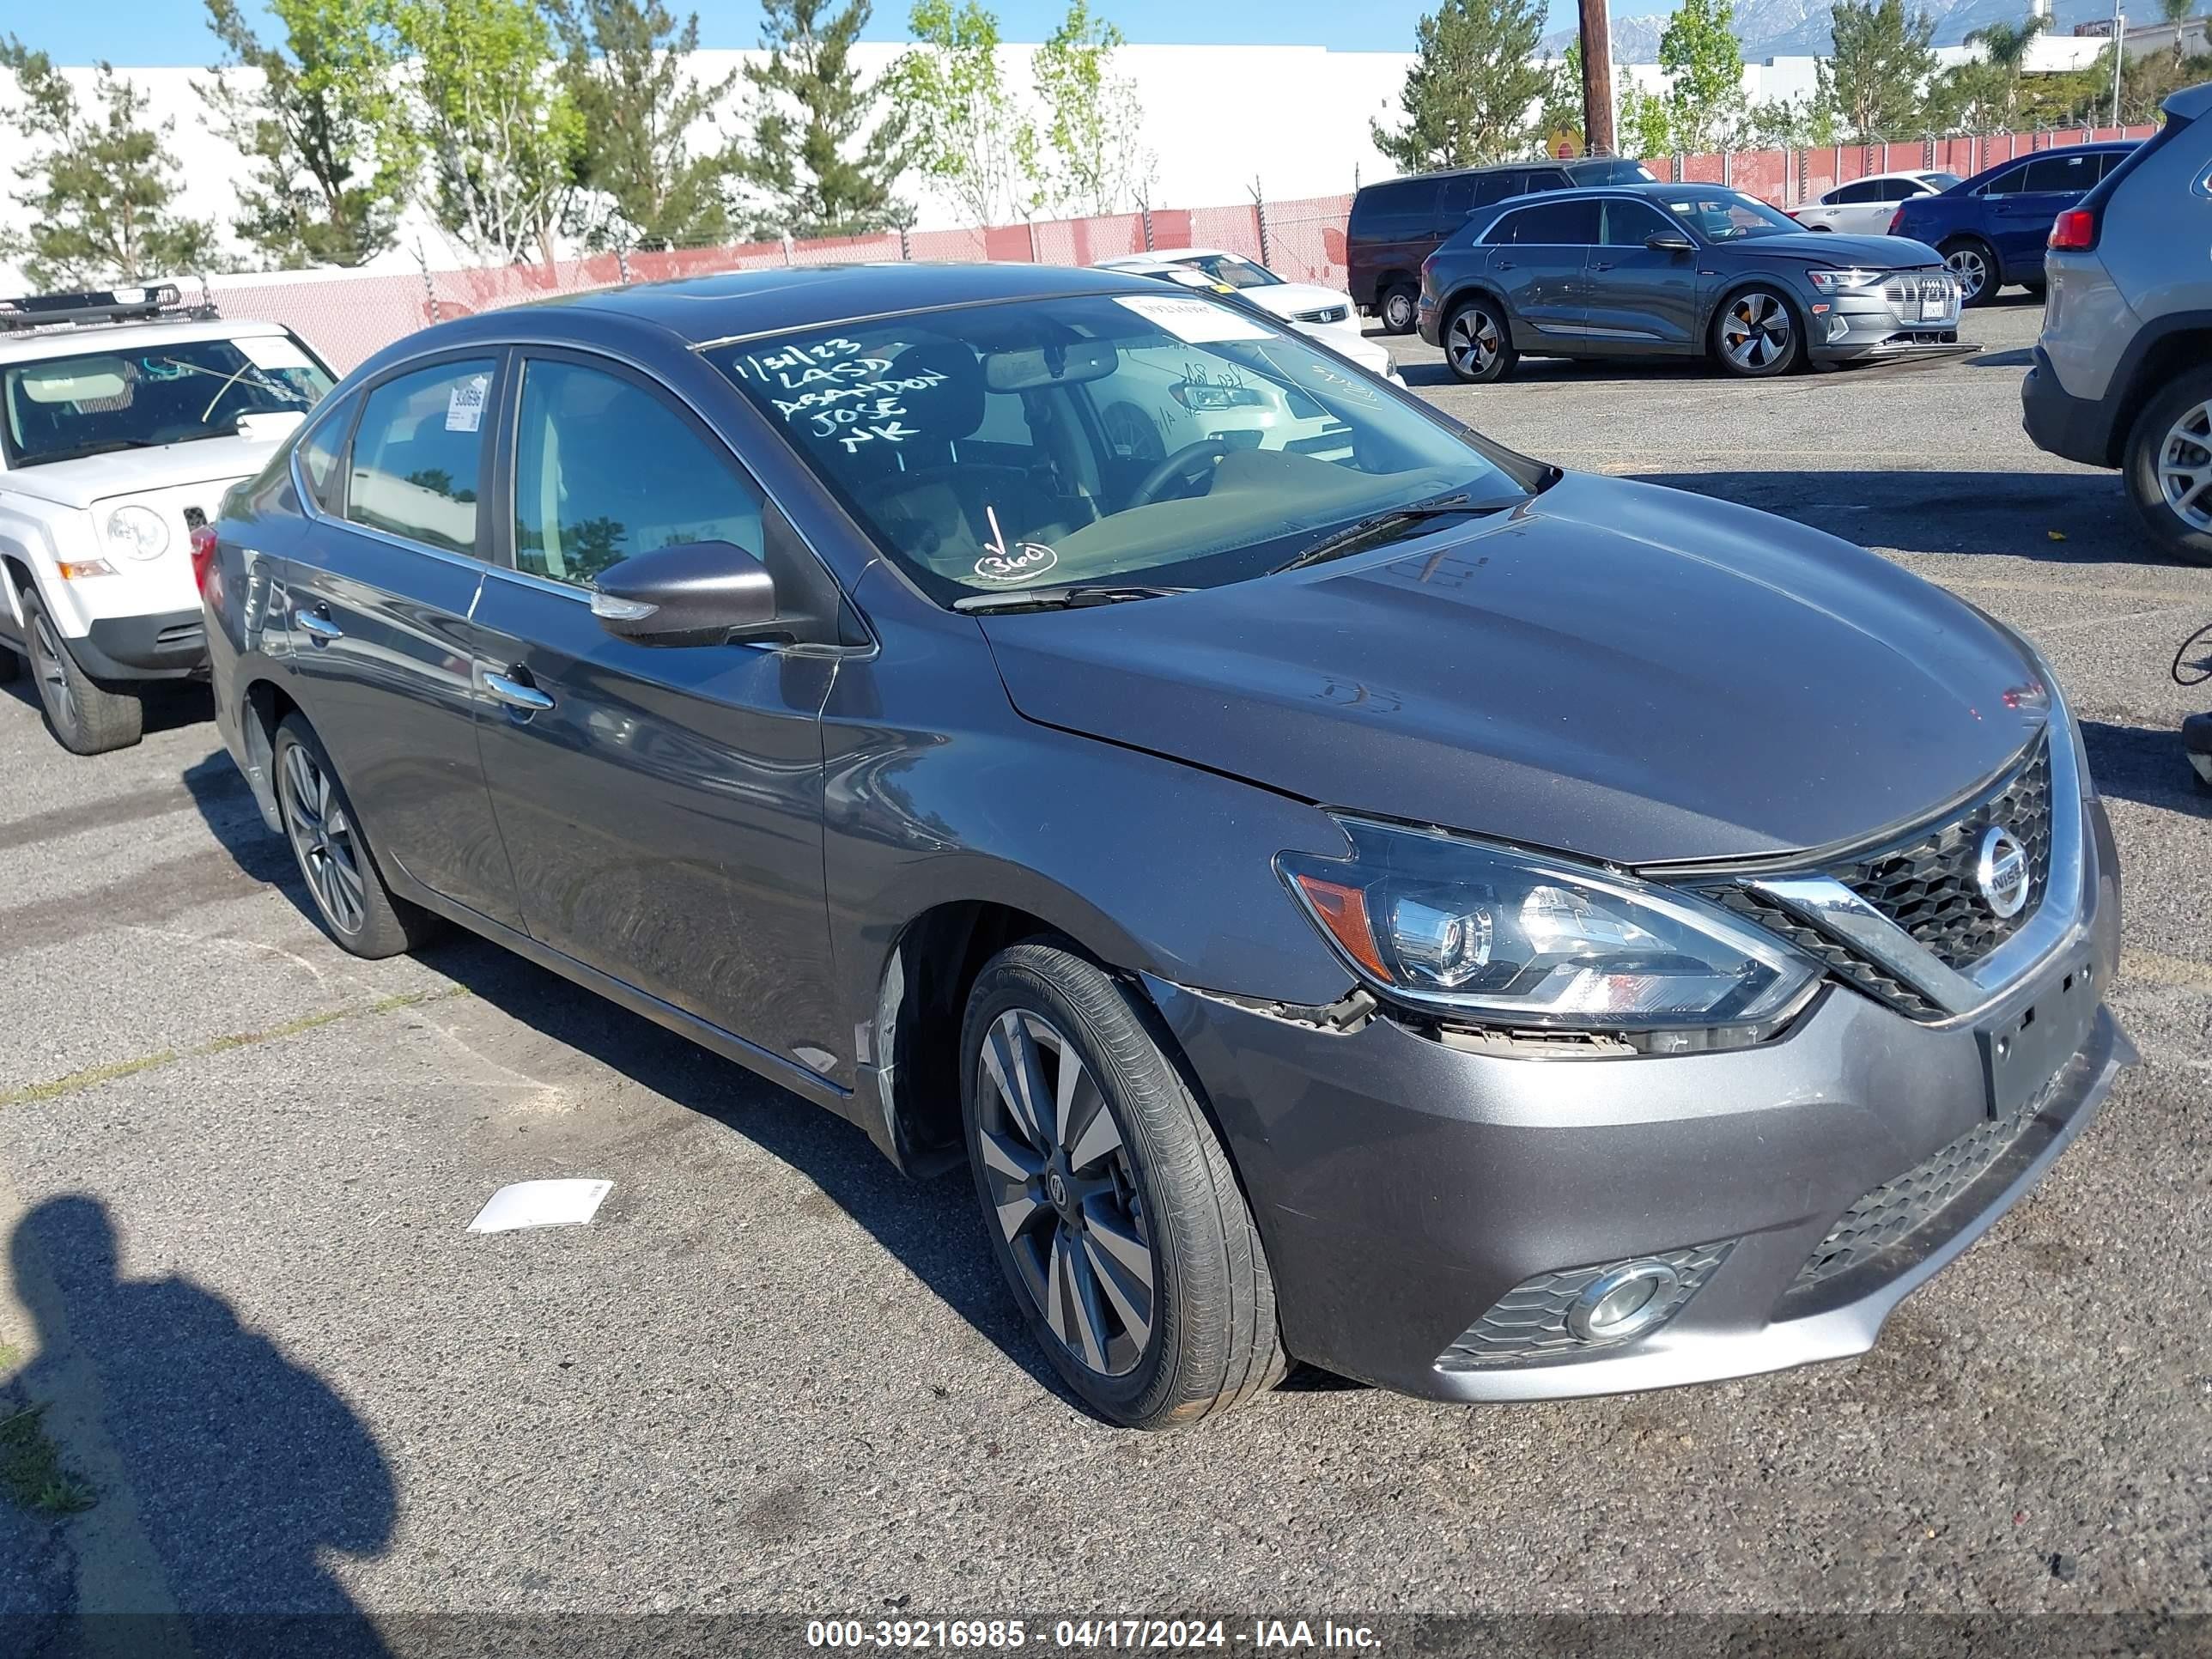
953;583;1191;614
1269;494;1516;574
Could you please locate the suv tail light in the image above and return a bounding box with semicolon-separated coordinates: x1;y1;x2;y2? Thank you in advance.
189;524;219;595
2049;209;2097;251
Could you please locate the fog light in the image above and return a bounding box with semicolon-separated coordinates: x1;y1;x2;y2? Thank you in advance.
1565;1260;1683;1343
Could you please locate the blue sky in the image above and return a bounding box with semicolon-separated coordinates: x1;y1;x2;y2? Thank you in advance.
23;0;1656;66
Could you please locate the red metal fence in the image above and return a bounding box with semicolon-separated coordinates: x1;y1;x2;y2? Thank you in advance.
212;124;2158;373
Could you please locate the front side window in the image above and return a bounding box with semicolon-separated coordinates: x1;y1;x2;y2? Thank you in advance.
0;332;333;469
1830;179;1883;204
1498;199;1601;244
345;359;494;556
1185;254;1281;289
1661;191;1804;241
513;359;763;588
1979;165;2030;196
709;294;1529;605
1600;199;1675;246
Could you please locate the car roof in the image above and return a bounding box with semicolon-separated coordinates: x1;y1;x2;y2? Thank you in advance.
1365;156;1607;188
2170;82;2212;119
0;315;289;366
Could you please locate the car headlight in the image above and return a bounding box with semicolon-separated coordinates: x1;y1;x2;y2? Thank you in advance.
104;504;170;560
1384;362;1406;386
1806;269;1885;293
1279;818;1817;1048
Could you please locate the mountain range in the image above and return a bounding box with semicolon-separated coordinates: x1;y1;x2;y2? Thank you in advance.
1545;0;2120;61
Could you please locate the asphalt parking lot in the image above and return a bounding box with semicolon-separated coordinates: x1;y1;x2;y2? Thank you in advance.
2;295;2209;1635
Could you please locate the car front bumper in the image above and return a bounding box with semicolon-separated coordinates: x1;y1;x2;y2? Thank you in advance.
1144;796;2130;1402
70;608;209;679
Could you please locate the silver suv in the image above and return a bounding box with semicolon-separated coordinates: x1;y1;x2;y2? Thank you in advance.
2023;83;2212;563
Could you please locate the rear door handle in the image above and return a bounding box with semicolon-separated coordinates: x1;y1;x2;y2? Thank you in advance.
1494;259;1516;270
297;607;343;644
1592;261;1616;271
483;670;554;713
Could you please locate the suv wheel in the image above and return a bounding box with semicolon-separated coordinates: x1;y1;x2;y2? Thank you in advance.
1942;239;1996;307
1378;284;1417;335
2125;369;2212;566
0;641;18;684
960;941;1285;1429
1711;286;1802;379
1443;297;1516;384
21;592;143;755
273;712;442;957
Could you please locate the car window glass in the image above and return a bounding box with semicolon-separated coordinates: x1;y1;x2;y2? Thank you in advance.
1832;179;1881;204
1600;199;1674;245
1352;179;1430;234
1880;179;1920;200
1980;165;2029;196
344;359;494;556
1531;169;1571;188
513;359;763;588
1471;172;1518;207
1435;176;1474;222
2022;153;2099;193
296;390;356;513
1499;198;1601;244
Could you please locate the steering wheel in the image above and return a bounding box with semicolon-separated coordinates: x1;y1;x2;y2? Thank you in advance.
1128;437;1230;508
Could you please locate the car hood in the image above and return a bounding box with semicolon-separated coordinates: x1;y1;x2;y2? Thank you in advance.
1729;231;1941;269
0;434;284;510
1244;283;1356;319
978;471;2048;866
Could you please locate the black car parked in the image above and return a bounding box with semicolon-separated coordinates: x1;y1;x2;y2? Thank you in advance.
1419;184;1962;382
199;264;2127;1430
1349;155;1656;334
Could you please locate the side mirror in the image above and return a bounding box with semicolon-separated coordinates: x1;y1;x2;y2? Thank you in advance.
590;540;781;647
1646;234;1697;253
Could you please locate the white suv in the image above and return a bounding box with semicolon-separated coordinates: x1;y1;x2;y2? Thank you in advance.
0;285;335;752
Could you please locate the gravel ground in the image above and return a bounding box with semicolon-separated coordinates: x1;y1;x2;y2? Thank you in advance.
0;295;2207;1637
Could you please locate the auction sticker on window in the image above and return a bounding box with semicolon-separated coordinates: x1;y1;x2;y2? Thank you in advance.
1114;295;1273;343
445;376;488;432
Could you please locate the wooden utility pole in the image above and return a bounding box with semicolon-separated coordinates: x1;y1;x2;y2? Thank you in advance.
1579;0;1617;155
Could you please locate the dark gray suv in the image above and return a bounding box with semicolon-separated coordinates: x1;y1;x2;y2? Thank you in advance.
202;264;2130;1428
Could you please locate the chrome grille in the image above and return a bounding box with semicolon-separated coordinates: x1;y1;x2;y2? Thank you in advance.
1882;273;1960;324
1434;1241;1733;1370
1701;886;1942;1019
1826;736;2053;971
1294;304;1350;325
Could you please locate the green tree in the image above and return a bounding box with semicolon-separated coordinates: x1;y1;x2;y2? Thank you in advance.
0;39;220;289
1826;0;1938;143
1657;0;1746;151
1747;88;1837;147
201;0;407;269
1929;56;2009;133
1030;0;1153;216
2160;0;2199;72
1960;12;2045;127
1538;40;1584;146
1371;0;1553;172
1618;70;1673;155
738;0;909;240
889;0;1027;226
550;0;738;249
392;0;581;267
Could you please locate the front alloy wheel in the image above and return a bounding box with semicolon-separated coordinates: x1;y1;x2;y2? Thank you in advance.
1713;288;1801;378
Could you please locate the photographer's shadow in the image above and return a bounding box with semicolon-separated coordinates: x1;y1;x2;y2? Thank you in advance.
8;1196;392;1652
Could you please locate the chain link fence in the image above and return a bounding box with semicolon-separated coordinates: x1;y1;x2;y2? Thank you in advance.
206;122;2161;374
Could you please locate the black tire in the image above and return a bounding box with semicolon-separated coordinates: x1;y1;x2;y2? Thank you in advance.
271;712;442;957
2124;368;2212;568
1442;296;1516;385
0;641;18;684
20;591;143;755
1377;283;1417;335
960;940;1285;1429
1709;284;1803;379
1942;237;1998;307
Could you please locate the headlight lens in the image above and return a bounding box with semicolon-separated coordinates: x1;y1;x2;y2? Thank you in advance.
1806;268;1884;293
104;504;169;560
1279;818;1817;1039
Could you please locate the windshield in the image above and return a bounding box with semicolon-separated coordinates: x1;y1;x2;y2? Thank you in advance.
1184;254;1280;289
0;333;334;467
708;293;1525;605
1926;172;1963;191
1663;191;1806;241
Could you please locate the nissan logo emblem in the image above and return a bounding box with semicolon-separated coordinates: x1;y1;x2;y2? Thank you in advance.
1977;825;2030;920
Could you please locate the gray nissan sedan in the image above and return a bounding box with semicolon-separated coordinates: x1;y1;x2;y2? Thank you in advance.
200;264;2131;1428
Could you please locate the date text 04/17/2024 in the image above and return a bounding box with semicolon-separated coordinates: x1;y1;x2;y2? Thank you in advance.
804;1619;1382;1650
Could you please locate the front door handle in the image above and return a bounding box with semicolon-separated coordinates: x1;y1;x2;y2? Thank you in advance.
297;607;343;644
1592;261;1617;271
483;670;555;713
1494;258;1516;270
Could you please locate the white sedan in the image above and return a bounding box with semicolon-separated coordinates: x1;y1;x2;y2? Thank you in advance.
1096;251;1401;383
1791;170;1962;236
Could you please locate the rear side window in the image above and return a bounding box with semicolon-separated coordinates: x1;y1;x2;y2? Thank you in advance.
345;359;495;556
1352;179;1431;234
2021;152;2103;193
1435;175;1474;223
295;390;356;514
1496;198;1601;244
2078;131;2179;216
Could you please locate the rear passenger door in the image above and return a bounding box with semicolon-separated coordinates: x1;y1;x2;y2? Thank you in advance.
467;350;843;1073
1984;155;2100;281
282;351;525;929
1487;198;1601;349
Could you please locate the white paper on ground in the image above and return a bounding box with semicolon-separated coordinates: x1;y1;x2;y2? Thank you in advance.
467;1179;613;1234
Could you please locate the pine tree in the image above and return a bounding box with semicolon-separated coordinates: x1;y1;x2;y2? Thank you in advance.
738;0;909;239
1371;0;1552;173
1827;0;1938;143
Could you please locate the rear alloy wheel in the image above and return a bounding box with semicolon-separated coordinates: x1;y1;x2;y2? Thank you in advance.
2125;368;2212;567
21;592;142;755
272;712;441;957
1379;284;1417;335
1711;287;1802;379
962;941;1285;1429
1443;298;1516;385
1942;239;1996;307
